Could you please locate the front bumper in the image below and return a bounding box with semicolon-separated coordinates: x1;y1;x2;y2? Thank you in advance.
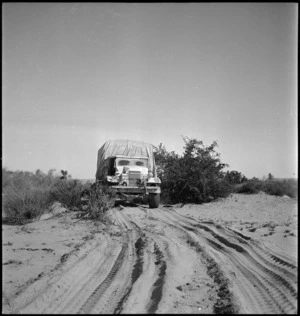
111;185;161;195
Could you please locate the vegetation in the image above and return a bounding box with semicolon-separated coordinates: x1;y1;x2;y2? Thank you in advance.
154;137;297;203
2;137;297;224
235;177;297;198
2;168;112;225
154;137;232;204
87;185;116;221
224;170;248;184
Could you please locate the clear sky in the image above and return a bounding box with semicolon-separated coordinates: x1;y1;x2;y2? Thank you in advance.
2;3;298;180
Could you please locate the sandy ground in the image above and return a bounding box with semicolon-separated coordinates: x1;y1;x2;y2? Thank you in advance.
2;192;298;314
176;192;298;260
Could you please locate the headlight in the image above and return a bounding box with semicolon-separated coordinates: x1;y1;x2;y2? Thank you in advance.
107;175;120;183
147;177;161;184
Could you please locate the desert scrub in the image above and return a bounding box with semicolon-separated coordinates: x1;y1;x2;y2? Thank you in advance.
235;179;263;194
154;137;232;204
48;178;87;209
262;179;297;198
3;185;52;225
235;178;297;198
2;168;55;224
2;168;90;224
87;185;116;221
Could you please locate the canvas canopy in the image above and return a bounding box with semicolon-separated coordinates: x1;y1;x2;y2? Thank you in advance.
96;139;157;179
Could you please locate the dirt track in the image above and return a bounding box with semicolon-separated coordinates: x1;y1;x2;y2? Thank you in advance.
5;200;297;314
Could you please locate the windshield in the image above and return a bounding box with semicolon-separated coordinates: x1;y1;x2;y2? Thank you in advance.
116;158;149;168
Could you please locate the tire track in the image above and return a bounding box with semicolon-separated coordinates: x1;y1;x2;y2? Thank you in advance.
230;250;296;314
149;207;297;314
226;226;297;272
191;222;297;299
184;232;239;313
147;208;238;313
188;223;297;311
14;238;120;314
113;237;146;314
146;243;167;314
12;204;297;314
59;237;130;315
221;228;297;294
171;207;297;273
163;209;296;282
52;246;119;314
203;223;297;289
116;208;171;314
78;243;127;314
185;229;282;314
86;209;146;314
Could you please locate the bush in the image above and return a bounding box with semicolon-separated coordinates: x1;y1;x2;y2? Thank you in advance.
2;168;114;225
2;168;55;224
224;170;248;184
3;185;51;225
88;185;116;220
48;178;85;208
235;180;262;194
235;177;297;198
154;137;232;204
262;179;297;198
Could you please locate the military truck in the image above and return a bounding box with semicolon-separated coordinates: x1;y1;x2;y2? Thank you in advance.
96;139;161;208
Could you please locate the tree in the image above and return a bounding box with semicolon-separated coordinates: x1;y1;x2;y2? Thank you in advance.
154;143;179;181
155;137;231;204
60;170;68;180
225;170;247;184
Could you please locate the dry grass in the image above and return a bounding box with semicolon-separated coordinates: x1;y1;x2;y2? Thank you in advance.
2;168;112;225
234;178;297;198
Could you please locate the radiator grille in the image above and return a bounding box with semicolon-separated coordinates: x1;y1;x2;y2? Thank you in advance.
128;171;141;186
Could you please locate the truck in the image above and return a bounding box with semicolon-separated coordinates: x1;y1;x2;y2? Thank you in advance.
95;139;161;208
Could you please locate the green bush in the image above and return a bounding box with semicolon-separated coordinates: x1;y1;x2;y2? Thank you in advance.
262;179;297;198
154;137;232;204
88;185;116;221
3;168;54;224
2;168;113;225
235;180;262;194
48;178;84;208
224;170;248;184
235;177;297;198
3;185;52;225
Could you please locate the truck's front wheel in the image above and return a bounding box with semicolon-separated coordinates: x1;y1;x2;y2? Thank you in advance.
149;193;160;208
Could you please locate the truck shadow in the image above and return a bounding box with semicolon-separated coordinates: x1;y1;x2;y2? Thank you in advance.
114;199;145;208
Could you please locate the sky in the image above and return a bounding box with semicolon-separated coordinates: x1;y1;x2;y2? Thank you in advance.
2;3;298;180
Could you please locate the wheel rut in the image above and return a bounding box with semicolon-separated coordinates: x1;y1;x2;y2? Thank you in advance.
113;237;146;314
78;243;127;314
150;207;297;314
146;243;167;314
11;204;297;314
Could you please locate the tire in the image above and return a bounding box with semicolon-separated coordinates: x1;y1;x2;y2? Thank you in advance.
142;194;149;204
149;193;160;208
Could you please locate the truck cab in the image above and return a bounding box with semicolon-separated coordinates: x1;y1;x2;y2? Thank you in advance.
96;140;161;208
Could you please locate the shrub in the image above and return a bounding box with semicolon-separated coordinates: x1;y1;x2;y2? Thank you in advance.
235;177;297;198
235;181;262;194
154;137;232;204
88;185;116;221
262;179;297;198
3;185;51;225
235;177;266;194
2;168;113;225
224;170;248;184
48;178;85;208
